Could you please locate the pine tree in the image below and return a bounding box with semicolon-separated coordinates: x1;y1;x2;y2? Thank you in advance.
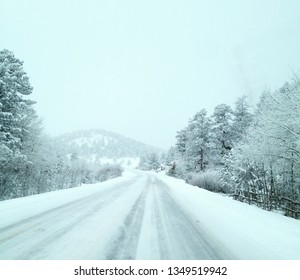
231;95;253;143
185;109;212;172
211;104;233;161
0;49;36;198
0;49;34;152
175;127;188;157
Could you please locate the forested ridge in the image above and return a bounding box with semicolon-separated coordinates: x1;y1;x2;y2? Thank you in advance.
167;79;300;218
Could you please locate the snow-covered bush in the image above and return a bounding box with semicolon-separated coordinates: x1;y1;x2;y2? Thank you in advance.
93;164;123;182
166;159;188;178
186;169;229;193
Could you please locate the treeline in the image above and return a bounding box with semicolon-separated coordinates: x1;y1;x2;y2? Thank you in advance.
0;50;122;201
167;77;300;218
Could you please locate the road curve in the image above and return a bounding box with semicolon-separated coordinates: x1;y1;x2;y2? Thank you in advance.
0;171;232;259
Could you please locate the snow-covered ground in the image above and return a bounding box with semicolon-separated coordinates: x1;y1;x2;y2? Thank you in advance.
156;173;300;259
0;170;299;259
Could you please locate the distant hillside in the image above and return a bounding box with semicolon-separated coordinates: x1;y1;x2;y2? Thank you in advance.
56;129;163;167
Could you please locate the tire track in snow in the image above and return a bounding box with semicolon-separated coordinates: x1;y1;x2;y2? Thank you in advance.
105;175;150;259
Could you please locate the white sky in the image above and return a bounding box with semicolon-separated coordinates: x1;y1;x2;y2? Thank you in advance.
1;0;300;149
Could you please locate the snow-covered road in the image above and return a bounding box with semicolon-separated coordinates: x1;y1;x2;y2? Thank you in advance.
0;170;300;260
0;171;230;259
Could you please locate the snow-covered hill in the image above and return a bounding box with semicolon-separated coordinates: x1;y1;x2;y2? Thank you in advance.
56;129;163;168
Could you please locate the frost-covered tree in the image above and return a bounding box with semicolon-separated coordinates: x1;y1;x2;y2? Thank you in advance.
231;95;253;143
139;152;160;170
0;49;34;151
165;146;178;165
0;49;37;198
175;127;188;157
185;109;212;172
224;78;300;214
211;104;233;161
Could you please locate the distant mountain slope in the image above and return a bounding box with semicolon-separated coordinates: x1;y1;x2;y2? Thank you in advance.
56;129;163;160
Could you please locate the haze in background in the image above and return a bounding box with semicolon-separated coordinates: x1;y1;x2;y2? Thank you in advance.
1;0;300;149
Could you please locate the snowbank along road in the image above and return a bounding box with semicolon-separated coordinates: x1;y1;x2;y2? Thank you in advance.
1;170;300;259
0;171;231;259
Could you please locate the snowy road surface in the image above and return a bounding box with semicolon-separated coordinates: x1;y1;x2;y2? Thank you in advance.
0;172;229;259
0;170;300;260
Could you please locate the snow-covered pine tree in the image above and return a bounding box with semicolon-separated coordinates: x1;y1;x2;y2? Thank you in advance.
231;95;253;143
211;104;234;163
0;50;34;151
185;109;212;172
175;127;188;157
0;49;36;198
165;146;178;166
220;97;253;194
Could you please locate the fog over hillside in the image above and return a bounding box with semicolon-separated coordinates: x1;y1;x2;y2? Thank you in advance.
56;129;164;164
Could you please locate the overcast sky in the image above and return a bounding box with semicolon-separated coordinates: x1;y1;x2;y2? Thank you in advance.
1;0;300;149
